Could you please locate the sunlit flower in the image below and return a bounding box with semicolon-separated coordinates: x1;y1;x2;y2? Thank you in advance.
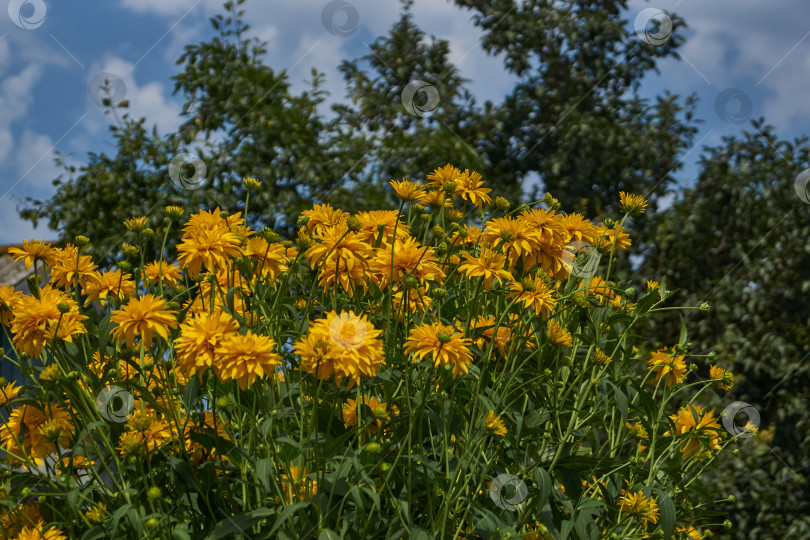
7;239;56;270
177;227;242;279
667;404;723;459
142;261;183;288
506;277;556;318
117;409;171;455
619;192;649;215
0;284;22;326
484;410;507;436
355;210;410;246
648;348;687;387
482;217;542;270
426;164;462;189
123;216;148;231
646;280;660;291
111;294;178;349
625;421;649;440
12;520;68;540
370;236;444;289
558;213;599;245
596;224;632;251
458;249;513;290
300;203;348;236
214;330;281;390
49;244;98;290
11;286;87;358
342;396;397;435
390;179;427;202
82;269;136;306
175;310;239;378
593;348;612;365
404;322;473;378
709;364;734;391
675;525;704;540
85;502;106;524
244;237;290;280
456;169;491;208
471;316;512;357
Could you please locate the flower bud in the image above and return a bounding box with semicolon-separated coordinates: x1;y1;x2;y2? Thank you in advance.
432;225;445;238
403;276;419;289
372;406;388;419
164;205;184;219
219;211;229;219
57;302;72;314
431;287;447;300
441;181;457;194
699;301;711;314
364;442;382;454
147;487;162;501
347;217;362;232
723;520;732;530
146;517;160;528
74;235;90;247
117;260;132;272
142;227;155;239
603;218;615;228
494;197;510;211
419;213;431;224
728;494;736;503
297;215;310;227
243;177;262;191
413;204;425;213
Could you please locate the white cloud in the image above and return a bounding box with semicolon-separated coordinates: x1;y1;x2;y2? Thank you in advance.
120;0;200;17
0;196;49;244
0;63;43;164
14;129;58;190
84;57;184;135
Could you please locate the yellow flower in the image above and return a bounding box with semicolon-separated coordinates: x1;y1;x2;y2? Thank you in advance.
456;169;492;208
426;163;462;188
244;237;290;280
506;277;556;318
49;244;98;290
389;179;427;202
596;224;632;251
214;330;281;390
164;205;185;219
594;348;611;365
175;310;240;378
11;286;87;358
458;249;513;290
484;410;507;436
82;269;136;306
295;311;385;387
0;381;23;407
675;525;704;540
0;284;23;326
709;364;734;390
482;217;542;270
306;223;372;296
354;210;410;246
648;348;687;387
471;316;512;357
646;279;660;291
177;226;242;279
243;176;262;190
667;404;723;459
558;213;599;245
123;216;149;231
299;203;348;236
0;403;73;462
547;320;573;347
391;287;432;317
7;239;56;270
619;192;649;215
142;261;183;288
85;502;106;524
111;294;178;349
280;464;318;501
618;491;659;527
117;409;171;455
12;520;68;540
370;236;444;289
625;421;649;440
342;396;396;435
404;321;473;378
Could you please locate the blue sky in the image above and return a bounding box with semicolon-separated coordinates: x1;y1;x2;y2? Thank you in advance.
0;0;808;243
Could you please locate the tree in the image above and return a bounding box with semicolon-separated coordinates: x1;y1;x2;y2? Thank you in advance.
643;120;810;538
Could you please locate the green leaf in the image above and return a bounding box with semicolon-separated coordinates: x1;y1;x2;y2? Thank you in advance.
535;467;553;507
654;488;676;539
205;508;274;540
268;502;309;536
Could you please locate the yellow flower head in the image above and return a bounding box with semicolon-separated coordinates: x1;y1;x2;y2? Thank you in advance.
7;239;56;270
458;249;513;290
709;364;734;391
11;286;87;358
648;348;687;387
175;309;240;378
82;269;136;306
389;179;427;202
618;491;659;527
0;403;73;462
142;261;183;289
484;410;507;436
506;276;557;318
668;404;723;460
123;216;149;232
619;192;649;215
111;294;178;349
547;320;573;347
214;330;282;390
404;321;473;378
426;164;462;188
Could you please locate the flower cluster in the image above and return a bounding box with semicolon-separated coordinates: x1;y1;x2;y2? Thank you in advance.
0;166;738;539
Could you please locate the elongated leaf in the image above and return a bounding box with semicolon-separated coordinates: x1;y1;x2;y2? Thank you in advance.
206;508;274;540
